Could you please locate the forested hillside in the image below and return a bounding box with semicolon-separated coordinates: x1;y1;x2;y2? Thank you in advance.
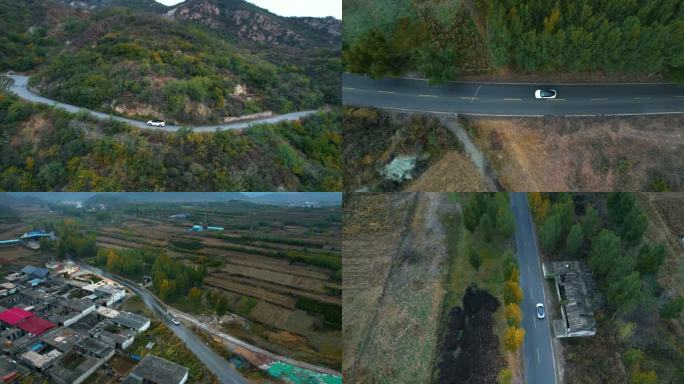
1;0;340;124
486;0;684;76
343;0;684;82
343;0;487;83
0;91;341;191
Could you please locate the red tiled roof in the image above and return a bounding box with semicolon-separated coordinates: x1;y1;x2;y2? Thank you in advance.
17;316;55;336
0;307;33;325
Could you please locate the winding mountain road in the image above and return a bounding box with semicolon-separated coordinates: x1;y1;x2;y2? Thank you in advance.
6;74;317;132
343;73;684;116
510;193;558;384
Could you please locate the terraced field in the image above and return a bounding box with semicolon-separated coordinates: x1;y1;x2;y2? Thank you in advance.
93;202;342;369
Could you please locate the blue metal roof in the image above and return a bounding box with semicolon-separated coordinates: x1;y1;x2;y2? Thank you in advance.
21;265;49;278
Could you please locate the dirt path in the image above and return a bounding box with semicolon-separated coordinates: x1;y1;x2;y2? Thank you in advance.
438;116;501;191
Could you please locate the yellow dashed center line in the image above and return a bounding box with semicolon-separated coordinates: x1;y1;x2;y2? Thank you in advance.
591;98;608;101
460;96;479;100
633;97;651;100
504;98;522;101
342;87;356;90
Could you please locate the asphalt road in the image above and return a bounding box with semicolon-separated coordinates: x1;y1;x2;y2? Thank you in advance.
77;262;247;384
510;193;557;384
342;73;684;116
6;74;317;132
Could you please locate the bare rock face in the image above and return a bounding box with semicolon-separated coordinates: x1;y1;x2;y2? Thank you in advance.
166;0;221;29
300;17;342;38
232;9;303;45
166;0;340;49
114;103;163;119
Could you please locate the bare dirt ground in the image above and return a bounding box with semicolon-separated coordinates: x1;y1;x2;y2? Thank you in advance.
463;116;684;191
404;151;489;192
343;193;455;383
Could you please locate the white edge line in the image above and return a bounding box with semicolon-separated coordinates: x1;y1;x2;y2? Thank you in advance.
471;85;482;102
348;105;684;117
526;195;559;384
343;72;677;86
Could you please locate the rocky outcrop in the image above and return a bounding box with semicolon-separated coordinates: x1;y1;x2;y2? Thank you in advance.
300;17;342;38
114;103;163;119
222;111;272;123
165;0;222;29
231;9;304;46
166;0;340;49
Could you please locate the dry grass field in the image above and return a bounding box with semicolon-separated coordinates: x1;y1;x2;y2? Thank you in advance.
343;193;454;383
462;116;684;191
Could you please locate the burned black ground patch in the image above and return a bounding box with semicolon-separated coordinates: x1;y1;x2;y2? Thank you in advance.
437;285;504;384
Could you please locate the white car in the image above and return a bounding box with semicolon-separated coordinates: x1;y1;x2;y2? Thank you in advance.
171;318;180;325
536;303;546;319
146;119;166;127
535;89;557;99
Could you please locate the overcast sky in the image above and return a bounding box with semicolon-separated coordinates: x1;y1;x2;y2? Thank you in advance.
155;0;342;19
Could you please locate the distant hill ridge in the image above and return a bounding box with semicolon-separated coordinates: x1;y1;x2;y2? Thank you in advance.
165;0;340;49
4;193;342;205
58;0;341;49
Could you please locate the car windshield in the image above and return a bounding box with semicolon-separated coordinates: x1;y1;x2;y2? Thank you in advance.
537;306;545;315
541;90;554;97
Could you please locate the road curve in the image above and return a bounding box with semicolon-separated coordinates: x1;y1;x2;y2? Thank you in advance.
76;261;247;384
342;73;684;116
510;193;557;384
6;74;317;132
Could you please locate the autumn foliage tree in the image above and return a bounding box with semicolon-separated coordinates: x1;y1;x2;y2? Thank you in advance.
504;326;525;352
505;303;522;326
528;192;550;222
187;287;204;312
504;280;523;305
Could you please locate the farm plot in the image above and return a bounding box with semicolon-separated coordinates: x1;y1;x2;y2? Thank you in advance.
343;193;452;383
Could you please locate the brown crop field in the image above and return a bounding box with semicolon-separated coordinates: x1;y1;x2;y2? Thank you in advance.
343;193;454;383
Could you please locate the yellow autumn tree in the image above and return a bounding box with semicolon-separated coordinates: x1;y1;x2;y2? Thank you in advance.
505;303;522;326
188;287;204;311
158;279;175;301
504;326;525;351
529;192;550;222
507;265;520;284
543;7;561;34
504;280;523;304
